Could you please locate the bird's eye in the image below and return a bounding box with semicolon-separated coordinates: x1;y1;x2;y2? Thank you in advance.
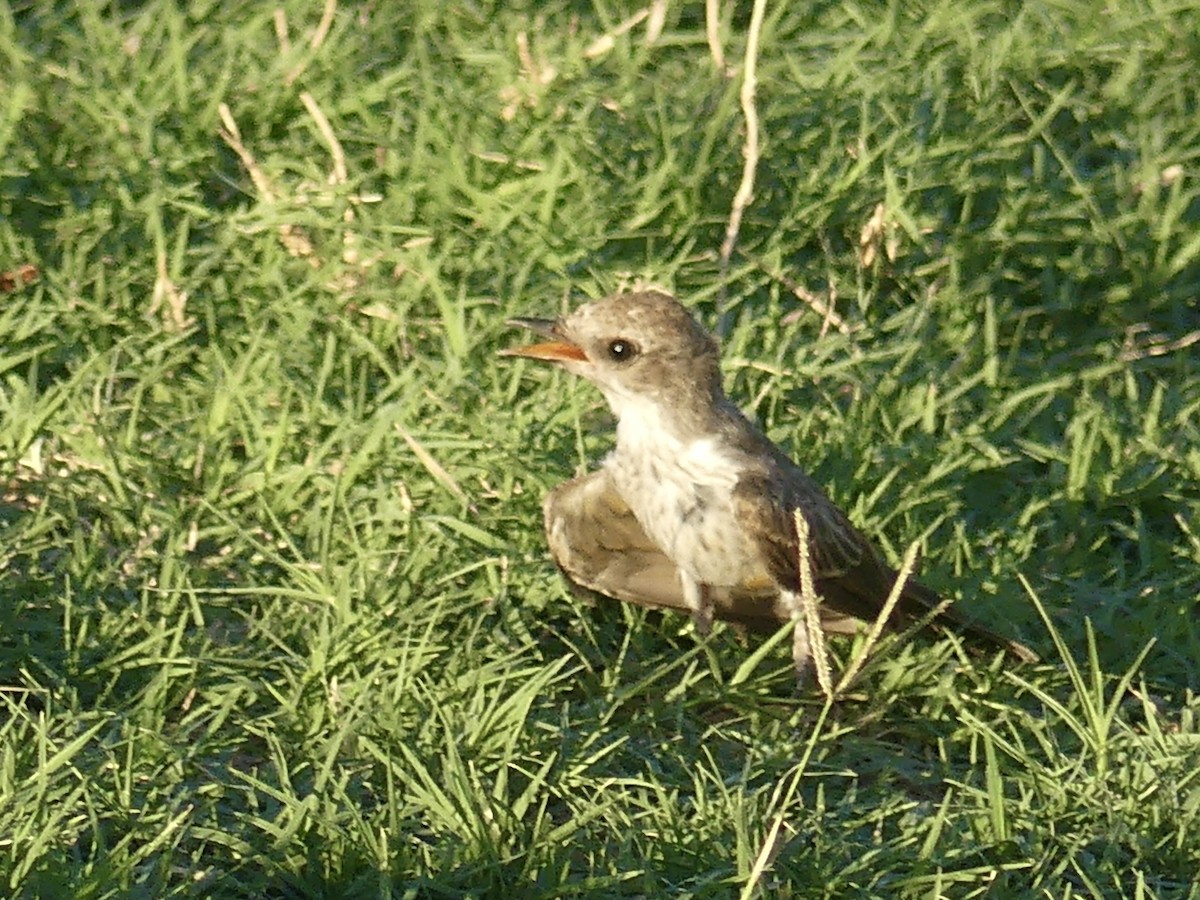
606;339;639;362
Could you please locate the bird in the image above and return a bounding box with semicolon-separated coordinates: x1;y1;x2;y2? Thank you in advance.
502;289;1038;677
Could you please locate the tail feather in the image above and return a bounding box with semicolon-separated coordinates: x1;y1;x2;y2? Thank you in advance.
899;578;1039;664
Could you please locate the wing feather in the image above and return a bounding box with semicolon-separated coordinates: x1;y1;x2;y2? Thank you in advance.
731;466;1039;662
543;470;820;633
539;466;1036;662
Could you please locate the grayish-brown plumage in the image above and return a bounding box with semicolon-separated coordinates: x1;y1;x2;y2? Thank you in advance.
503;290;1038;673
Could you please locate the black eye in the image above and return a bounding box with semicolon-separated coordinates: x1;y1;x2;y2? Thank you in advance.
606;339;639;362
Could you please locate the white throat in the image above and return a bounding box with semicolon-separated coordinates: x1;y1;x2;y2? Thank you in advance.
608;392;739;491
610;390;674;444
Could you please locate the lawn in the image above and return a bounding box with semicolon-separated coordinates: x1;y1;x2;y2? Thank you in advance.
2;0;1200;896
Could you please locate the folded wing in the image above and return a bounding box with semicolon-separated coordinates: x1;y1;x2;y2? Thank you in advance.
542;469;860;634
731;468;1039;663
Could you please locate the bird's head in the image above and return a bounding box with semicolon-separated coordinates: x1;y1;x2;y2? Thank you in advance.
502;290;723;418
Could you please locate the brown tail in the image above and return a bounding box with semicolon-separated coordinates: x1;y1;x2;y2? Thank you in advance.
898;578;1040;664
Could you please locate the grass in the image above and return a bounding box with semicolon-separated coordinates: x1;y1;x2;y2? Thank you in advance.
2;0;1199;896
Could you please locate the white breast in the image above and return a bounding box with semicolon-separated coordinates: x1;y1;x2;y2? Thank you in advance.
604;396;757;587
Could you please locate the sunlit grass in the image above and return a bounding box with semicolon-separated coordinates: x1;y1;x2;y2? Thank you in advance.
2;0;1199;896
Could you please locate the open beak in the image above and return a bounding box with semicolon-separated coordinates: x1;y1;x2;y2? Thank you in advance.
500;317;589;362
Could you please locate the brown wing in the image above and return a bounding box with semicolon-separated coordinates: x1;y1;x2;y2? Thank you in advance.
731;468;1039;663
542;470;860;633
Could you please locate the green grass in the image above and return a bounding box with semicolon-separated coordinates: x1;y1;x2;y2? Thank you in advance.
2;0;1200;896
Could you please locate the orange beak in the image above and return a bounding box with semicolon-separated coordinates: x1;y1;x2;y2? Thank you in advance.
501;317;589;362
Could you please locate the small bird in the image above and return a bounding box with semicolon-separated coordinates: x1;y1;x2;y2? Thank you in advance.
503;290;1037;676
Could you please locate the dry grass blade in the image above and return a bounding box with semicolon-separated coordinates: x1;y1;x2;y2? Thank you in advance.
834;540;923;696
717;0;768;326
858;201;887;268
645;0;667;44
761;261;854;336
795;509;833;700
741;815;792;899
217;103;319;262
281;0;339;85
395;424;470;506
584;8;651;59
273;9;292;55
705;0;726;70
217;104;278;203
1119;324;1200;361
149;246;193;332
300;91;348;185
